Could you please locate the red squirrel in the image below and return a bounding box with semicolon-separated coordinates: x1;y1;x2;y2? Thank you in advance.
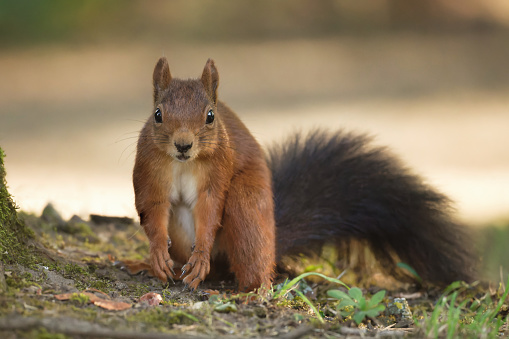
132;58;275;291
128;57;474;291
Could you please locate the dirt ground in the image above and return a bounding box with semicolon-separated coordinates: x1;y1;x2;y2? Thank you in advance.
1;205;436;338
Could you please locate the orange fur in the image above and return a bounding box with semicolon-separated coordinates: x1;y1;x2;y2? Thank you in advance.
131;58;276;291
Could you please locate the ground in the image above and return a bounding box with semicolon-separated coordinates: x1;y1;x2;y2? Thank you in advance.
0;205;403;338
0;201;507;338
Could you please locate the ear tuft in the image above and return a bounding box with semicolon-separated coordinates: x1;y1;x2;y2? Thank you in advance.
153;57;172;102
201;59;219;105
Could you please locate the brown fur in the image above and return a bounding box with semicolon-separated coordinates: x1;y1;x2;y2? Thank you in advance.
131;58;275;291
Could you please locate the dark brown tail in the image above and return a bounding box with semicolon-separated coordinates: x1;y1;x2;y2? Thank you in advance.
268;129;475;285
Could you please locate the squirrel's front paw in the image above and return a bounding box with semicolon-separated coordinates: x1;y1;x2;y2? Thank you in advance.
149;242;175;283
181;250;210;290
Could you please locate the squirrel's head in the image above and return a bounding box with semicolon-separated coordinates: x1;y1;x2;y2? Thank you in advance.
148;57;221;162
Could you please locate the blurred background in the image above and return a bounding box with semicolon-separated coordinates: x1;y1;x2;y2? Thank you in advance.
0;0;508;232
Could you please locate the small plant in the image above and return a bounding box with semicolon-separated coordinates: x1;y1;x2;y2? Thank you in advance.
272;272;349;323
207;294;238;313
327;287;386;324
272;272;348;299
416;276;509;338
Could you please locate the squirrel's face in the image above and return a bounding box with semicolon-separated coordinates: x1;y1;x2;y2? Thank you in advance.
148;58;221;163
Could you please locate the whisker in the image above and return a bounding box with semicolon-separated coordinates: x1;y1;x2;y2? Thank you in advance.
124;118;148;124
127;225;143;240
115;136;142;143
118;141;138;164
199;141;237;151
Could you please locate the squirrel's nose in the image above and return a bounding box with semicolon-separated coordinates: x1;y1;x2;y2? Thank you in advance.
174;142;193;153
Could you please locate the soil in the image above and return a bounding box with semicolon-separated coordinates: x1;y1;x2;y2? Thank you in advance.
0;204;430;338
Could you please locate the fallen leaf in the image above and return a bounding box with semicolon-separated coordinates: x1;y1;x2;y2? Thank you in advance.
55;291;131;311
139;292;163;306
54;293;69;301
84;288;111;299
94;299;132;311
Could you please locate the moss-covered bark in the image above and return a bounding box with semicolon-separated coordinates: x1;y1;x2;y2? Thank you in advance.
0;147;33;264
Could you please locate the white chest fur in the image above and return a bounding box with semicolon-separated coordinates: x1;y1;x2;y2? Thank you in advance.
170;163;198;207
169;163;198;243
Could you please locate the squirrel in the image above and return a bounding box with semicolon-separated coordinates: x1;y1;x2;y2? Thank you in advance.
127;57;474;292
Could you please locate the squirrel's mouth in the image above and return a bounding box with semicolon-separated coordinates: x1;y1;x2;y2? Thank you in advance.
176;154;190;162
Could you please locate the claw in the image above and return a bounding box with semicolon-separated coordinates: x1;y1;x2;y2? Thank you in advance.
182;283;189;292
170;266;176;276
167;237;172;249
180;263;190;278
168;274;175;284
190;277;202;290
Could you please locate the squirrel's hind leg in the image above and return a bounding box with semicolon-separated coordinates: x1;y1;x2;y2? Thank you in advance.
221;167;276;292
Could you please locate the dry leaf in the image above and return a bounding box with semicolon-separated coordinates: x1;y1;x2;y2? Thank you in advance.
94;299;132;311
84;288;111;299
139;292;163;306
55;291;131;311
54;293;73;301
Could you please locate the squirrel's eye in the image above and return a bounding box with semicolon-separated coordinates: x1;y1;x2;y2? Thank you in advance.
154;108;163;123
206;109;214;125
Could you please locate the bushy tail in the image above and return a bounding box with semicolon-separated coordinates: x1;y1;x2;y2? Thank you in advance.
268;129;474;285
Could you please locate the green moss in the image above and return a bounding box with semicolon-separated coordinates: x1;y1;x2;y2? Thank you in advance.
123;282;150;297
89;279;112;291
63;263;87;276
0;148;35;266
5;272;36;289
69;292;90;306
127;308;200;331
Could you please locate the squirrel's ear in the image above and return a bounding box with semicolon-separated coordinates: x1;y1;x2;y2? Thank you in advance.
153;57;172;101
201;59;219;105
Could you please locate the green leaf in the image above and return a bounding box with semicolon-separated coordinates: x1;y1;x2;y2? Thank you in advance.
358;297;367;310
349;287;363;302
353;311;367;324
294;289;324;324
367;290;386;308
340;310;352;317
214;302;237;313
273;272;348;299
365;304;385;318
327;289;350;301
397;262;422;282
338;299;356;309
304;264;323;272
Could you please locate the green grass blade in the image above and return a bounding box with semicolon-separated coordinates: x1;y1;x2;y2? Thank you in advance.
327;289;350;301
294;289;324;324
273;272;348;299
397;262;422;282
